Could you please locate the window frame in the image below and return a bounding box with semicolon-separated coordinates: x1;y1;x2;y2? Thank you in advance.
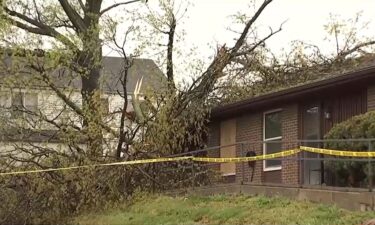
10;92;24;119
263;109;282;172
0;91;11;118
10;91;38;119
100;96;110;116
0;91;10;108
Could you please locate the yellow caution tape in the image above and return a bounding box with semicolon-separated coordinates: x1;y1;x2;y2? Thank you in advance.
0;156;193;176
193;149;301;163
300;146;375;157
0;149;301;176
3;145;375;176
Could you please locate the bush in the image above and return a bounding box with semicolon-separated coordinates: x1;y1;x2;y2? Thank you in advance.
0;165;133;225
324;111;375;187
0;158;213;224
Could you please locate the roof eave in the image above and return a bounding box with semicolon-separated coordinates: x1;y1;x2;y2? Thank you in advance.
211;65;375;120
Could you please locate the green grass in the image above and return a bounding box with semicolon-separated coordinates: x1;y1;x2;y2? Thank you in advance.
75;194;375;225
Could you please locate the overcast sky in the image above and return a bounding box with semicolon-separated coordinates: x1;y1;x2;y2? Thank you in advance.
104;0;375;76
181;0;374;55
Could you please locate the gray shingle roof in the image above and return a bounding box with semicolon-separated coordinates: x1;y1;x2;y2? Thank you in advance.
101;56;166;94
0;54;166;94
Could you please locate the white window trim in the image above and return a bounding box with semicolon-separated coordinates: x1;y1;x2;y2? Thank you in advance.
263;109;282;172
9;91;39;120
13;92;38;106
0;91;11;108
222;172;236;177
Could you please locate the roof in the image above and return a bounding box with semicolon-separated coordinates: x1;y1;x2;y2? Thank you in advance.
212;65;375;120
0;53;166;94
101;57;166;93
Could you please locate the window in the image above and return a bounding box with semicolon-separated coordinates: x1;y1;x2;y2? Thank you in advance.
25;93;38;112
11;92;24;119
0;92;10;118
11;92;38;119
100;97;109;115
0;92;9;108
263;109;282;171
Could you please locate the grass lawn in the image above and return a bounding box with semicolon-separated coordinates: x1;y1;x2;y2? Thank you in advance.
75;194;375;225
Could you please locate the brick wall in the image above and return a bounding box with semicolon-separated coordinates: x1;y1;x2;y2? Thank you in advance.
281;104;300;185
235;113;263;184
209;103;300;185
208;83;375;186
368;85;375;111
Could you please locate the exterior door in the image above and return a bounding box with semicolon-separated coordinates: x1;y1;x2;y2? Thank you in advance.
302;103;323;185
220;119;236;176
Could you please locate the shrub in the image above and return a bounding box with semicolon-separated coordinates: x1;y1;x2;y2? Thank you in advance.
0;158;212;224
324;111;375;187
0;164;132;225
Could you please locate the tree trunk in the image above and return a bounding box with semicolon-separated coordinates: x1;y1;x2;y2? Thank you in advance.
79;32;103;159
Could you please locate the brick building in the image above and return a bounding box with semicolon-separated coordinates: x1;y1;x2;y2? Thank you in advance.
207;65;375;186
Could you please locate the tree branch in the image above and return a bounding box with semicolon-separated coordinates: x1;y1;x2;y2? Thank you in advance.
179;0;274;109
166;14;176;89
57;0;86;32
30;64;118;138
77;0;86;11
4;6;44;28
100;0;143;15
337;41;375;59
6;18;50;35
3;7;78;50
234;23;283;57
230;0;273;54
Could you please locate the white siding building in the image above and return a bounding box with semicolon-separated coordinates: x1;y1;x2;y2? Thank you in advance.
0;55;165;160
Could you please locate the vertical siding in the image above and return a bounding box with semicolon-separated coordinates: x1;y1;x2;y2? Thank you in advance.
368;85;375;111
220;119;236;175
323;90;367;135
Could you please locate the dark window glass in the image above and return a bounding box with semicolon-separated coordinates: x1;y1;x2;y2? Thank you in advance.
265;141;282;167
265;111;281;139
